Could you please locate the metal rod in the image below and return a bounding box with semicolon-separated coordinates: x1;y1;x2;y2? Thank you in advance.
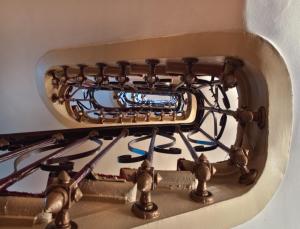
195;80;221;89
0;136;89;191
71;129;128;186
197;127;231;153
177;127;198;161
0;137;56;163
200;106;236;117
146;128;158;164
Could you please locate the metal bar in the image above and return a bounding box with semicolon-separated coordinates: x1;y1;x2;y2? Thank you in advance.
146;128;158;164
195;80;221;88
0;137;55;163
71;129;128;186
0;136;89;191
198;127;231;153
177;127;198;161
200;106;236;117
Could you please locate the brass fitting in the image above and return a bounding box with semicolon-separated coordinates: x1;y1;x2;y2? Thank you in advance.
229;146;257;185
131;160;162;220
116;61;130;84
49;70;59;89
236;108;254;125
76;64;87;83
145;59;159;86
182;57;198;86
51;94;59;103
44;170;82;229
60;65;69;85
190;154;216;203
0;138;9;149
236;106;266;129
52;133;64;143
221;57;244;90
95;63;107;85
51;94;64;104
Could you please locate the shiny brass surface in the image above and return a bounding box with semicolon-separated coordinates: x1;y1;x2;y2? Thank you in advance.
44;171;83;229
190;154;216;203
131;160;162;220
229;146;258;185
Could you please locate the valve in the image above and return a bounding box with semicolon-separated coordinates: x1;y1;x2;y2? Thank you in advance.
49;70;59;89
95;63;107;85
76;64;87;84
44;170;82;229
116;61;130;85
182;57;198;86
60;65;69;85
235;106;266;129
145;59;159;86
229;146;257;185
131;160;162;219
190;154;216;203
221;57;244;90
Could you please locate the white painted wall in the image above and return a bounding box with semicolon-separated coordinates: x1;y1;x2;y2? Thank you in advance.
0;0;298;228
236;1;300;229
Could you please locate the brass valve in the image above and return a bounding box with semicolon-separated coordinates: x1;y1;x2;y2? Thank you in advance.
235;106;266;129
95;63;108;85
59;65;69;85
76;64;87;83
44;170;82;229
182;57;198;86
49;70;59;89
221;57;243;90
131;160;162;219
229;146;257;185
190;154;216;203
145;59;159;86
116;61;130;84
